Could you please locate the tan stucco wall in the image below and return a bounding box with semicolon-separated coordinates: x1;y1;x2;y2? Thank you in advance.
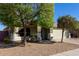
12;24;37;42
51;29;68;42
12;27;68;42
11;27;21;42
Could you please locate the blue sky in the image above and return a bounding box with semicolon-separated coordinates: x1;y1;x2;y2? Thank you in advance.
54;3;79;22
0;23;6;31
0;3;79;31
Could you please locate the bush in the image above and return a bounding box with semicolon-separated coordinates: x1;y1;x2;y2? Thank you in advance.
3;37;11;44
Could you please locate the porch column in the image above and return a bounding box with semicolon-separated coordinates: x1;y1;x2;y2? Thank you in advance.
68;32;71;38
49;28;53;41
37;26;42;41
12;27;21;42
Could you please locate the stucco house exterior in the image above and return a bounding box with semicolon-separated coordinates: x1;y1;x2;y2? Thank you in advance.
11;26;53;42
11;23;69;42
0;22;70;43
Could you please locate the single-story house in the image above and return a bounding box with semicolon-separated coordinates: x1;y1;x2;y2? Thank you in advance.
0;22;70;43
9;22;69;42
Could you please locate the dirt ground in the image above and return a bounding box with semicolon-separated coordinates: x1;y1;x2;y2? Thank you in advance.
0;42;79;56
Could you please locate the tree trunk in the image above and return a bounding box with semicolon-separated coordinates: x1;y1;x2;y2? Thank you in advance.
8;27;11;39
21;19;26;46
22;26;26;46
61;28;64;43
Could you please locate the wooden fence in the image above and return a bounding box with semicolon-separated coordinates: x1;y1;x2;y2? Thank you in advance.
0;31;8;42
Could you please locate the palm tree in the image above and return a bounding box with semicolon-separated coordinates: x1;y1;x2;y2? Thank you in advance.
57;15;76;43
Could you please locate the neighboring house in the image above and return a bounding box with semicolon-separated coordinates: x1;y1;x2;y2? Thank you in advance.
69;29;79;38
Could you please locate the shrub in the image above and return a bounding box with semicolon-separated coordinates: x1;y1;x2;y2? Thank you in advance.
3;37;11;44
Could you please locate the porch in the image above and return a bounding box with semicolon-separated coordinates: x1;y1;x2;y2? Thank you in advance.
12;25;52;43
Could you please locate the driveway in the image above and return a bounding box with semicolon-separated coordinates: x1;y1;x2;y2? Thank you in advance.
53;38;79;56
53;48;79;56
64;38;79;45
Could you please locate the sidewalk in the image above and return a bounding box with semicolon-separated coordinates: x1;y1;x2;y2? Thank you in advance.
53;48;79;56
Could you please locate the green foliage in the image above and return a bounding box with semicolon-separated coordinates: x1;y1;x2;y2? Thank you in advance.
0;4;20;28
16;4;33;25
3;37;10;44
38;3;54;28
76;23;79;29
57;15;76;30
74;21;79;29
0;4;33;27
0;3;54;29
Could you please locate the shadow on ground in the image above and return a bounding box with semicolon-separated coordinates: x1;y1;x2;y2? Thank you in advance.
0;41;57;49
0;43;19;49
27;41;56;44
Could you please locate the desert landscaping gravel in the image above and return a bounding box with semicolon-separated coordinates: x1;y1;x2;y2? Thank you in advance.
0;42;79;56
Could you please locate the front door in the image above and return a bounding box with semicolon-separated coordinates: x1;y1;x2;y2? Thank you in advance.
41;28;50;40
26;28;30;36
18;28;30;37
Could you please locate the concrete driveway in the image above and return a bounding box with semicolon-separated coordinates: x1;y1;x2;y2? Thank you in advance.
53;38;79;56
64;38;79;45
53;48;79;56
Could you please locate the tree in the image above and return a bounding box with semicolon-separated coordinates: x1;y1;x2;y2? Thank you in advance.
0;4;20;40
0;4;33;46
38;3;54;29
0;3;54;45
16;4;33;46
37;3;54;40
75;21;79;29
57;15;76;43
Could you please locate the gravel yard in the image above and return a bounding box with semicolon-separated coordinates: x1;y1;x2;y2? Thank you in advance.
0;42;79;56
